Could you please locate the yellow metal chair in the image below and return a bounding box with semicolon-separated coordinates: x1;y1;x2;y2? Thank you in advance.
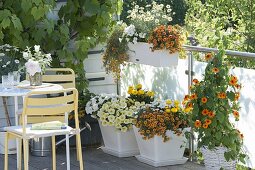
23;68;76;169
4;88;84;170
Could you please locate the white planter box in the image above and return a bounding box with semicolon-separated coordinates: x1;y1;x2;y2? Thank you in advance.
99;122;139;157
0;131;16;154
133;126;188;167
128;42;179;67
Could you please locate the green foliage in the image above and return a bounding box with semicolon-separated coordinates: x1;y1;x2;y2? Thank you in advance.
121;0;187;25
185;0;255;68
187;49;246;163
0;0;120;91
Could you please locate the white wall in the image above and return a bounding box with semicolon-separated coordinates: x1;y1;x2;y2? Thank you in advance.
121;59;255;168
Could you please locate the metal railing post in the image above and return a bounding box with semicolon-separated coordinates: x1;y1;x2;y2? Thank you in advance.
187;50;195;162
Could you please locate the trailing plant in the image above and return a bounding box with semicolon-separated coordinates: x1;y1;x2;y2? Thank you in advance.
185;49;246;163
102;23;129;79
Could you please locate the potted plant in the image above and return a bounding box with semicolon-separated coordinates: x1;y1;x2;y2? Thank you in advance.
103;2;185;78
186;50;246;169
22;45;52;86
133;98;190;167
86;93;142;157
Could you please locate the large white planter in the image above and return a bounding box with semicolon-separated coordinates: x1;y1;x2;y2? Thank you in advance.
99;122;139;157
128;42;179;67
133;126;188;167
0;131;16;154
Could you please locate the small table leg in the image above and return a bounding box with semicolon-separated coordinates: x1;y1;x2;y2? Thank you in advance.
14;96;20;169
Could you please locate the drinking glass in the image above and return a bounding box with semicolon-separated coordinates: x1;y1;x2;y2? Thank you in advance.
12;71;20;86
1;75;9;88
8;72;14;87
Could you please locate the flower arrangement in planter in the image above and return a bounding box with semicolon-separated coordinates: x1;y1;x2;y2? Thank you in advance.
127;83;154;104
133;99;190;167
86;94;144;157
22;45;52;86
148;25;183;54
186;50;246;169
103;2;184;78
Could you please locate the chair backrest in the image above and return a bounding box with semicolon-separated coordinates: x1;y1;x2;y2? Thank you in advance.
26;68;75;89
21;88;80;131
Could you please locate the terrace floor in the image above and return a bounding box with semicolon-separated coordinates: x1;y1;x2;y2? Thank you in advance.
0;146;206;170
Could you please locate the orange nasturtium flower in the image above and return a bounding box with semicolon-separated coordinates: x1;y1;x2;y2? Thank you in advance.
205;53;212;61
218;92;226;99
202;109;209;116
233;110;240;118
203;123;209;129
192;78;199;85
194;120;202;128
212;67;219;73
201;97;208;103
229;79;237;86
205;119;212;125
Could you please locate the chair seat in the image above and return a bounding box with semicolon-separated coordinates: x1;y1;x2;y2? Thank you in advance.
4;125;76;139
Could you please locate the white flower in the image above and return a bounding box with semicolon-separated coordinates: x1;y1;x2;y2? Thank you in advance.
34;45;40;52
14;60;19;64
85;107;93;114
46;54;52;61
23;52;29;59
167;9;172;13
119;38;123;42
108;115;115;122
92;104;98;111
2;65;6;68
139;33;146;38
6;61;10;65
166;5;171;8
121;126;128;132
133;37;138;44
0;53;4;56
155;19;159;23
124;24;136;36
102;120;108;126
25;59;41;76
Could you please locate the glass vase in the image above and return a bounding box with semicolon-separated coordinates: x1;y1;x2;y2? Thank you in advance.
29;72;42;86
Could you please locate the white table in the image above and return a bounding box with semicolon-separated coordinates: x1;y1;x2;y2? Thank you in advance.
0;83;63;168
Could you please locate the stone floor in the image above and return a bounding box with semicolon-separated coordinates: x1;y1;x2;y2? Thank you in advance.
0;146;206;170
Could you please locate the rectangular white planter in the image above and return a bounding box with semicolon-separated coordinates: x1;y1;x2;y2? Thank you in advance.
128;42;179;67
133;126;188;167
0;131;16;154
99;122;139;157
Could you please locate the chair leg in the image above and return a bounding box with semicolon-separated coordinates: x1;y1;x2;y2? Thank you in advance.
65;134;70;170
76;136;79;161
23;139;29;170
4;133;9;170
52;136;56;170
76;133;84;170
18;138;22;170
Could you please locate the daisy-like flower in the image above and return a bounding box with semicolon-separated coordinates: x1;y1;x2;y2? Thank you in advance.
194;120;202;128
212;67;219;73
201;97;208;103
202;109;209;116
205;53;212;61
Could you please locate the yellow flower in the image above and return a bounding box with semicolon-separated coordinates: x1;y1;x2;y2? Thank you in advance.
166;99;172;105
138;89;145;95
147;91;154;97
127;89;133;94
132;90;138;95
165;108;171;113
184;107;191;113
136;84;142;90
171;107;178;113
128;86;134;91
174;100;180;106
